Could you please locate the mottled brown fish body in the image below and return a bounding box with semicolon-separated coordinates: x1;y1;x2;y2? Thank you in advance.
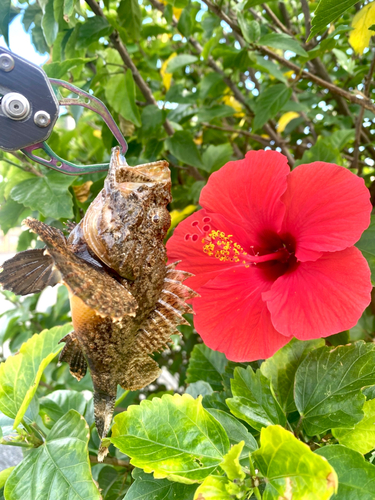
0;147;198;461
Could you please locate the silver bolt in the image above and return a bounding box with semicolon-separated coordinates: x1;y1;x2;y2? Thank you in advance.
0;53;15;72
2;93;30;120
34;110;51;128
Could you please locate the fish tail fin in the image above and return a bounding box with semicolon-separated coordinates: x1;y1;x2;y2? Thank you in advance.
93;386;117;462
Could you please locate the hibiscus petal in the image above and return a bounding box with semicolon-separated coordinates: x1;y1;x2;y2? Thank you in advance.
193;266;292;362
166;209;252;290
280;162;372;262
199;150;290;249
263;246;372;339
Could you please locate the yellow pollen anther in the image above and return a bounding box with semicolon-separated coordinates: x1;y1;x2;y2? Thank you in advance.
202;229;247;264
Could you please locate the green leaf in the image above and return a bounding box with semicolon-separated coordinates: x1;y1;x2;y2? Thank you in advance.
226;366;286;431
186;381;214;398
0;0;11;46
206;409;258;461
177;6;192;37
41;0;58;46
356;215;375;282
220;442;245;481
295;342;375;436
196;105;235;122
0;324;72;428
260;338;325;413
111;393;230;484
5;410;101;500
125;469;197;500
39;390;88;429
253;426;337;499
118;0;142;39
253;84;292;131
64;0;74;17
0;198;28;234
253;55;287;83
309;0;358;40
98;465;130;500
10;171;76;219
166;54;198;73
166;131;204;170
22;3;42;32
44;57;96;78
105;71;141;127
186;344;227;391
296;136;341;166
332;399;375;454
76;17;113;49
193;475;234;499
238;14;260;43
141;105;163;135
0;467;14;489
202;144;233;173
258;33;308;57
329;129;355;151
316;445;375;499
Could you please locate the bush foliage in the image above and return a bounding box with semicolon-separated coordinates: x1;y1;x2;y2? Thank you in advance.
1;0;375;498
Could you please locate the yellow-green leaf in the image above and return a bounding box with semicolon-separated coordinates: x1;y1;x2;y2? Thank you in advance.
0;324;72;428
349;2;375;55
220;442;245;481
194;476;233;500
332;399;375;454
253;425;338;499
0;467;15;489
111;393;230;484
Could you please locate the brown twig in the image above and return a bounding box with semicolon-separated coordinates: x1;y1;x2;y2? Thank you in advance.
278;2;293;33
300;0;311;40
262;4;292;35
84;0;205;181
202;122;270;145
149;0;294;164
201;0;375;115
352;49;375;173
8;152;43;177
89;455;133;469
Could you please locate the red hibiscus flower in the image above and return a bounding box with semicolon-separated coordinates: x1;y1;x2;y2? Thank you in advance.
167;151;373;361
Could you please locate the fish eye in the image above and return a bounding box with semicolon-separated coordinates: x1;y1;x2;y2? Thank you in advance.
152;214;160;223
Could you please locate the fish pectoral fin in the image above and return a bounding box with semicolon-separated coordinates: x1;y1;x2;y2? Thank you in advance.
59;332;87;381
0;249;61;296
47;246;138;319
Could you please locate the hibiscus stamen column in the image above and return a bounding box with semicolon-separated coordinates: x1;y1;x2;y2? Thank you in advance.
202;229;290;266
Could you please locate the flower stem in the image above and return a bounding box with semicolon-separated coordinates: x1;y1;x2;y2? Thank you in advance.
115;390;129;408
249;453;262;500
294;416;304;438
0;439;33;448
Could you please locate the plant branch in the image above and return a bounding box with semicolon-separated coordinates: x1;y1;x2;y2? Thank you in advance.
262;3;292;35
4;152;43;177
300;0;311;40
352;49;375;173
202;122;270;145
85;0;173;134
148;0;294;164
85;0;205;182
201;0;375;115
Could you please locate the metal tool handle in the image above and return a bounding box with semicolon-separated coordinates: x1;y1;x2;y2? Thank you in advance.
50;79;128;155
22;142;110;175
21;79;128;175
